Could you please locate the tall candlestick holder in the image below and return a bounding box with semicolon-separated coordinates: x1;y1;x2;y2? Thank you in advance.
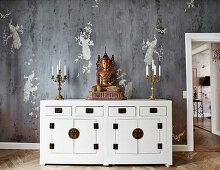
146;69;161;100
51;70;67;100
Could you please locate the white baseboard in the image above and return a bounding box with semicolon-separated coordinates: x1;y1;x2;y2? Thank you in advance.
213;130;220;136
0;142;40;150
172;145;191;151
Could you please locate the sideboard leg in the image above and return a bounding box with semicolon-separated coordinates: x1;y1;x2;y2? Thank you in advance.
40;162;46;166
166;164;170;167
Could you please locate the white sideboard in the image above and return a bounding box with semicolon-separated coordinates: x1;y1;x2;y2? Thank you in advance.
40;99;172;167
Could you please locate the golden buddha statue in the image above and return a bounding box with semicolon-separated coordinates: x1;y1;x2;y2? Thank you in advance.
86;48;127;100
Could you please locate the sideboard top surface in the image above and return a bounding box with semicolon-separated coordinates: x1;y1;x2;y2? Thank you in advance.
40;99;172;105
41;99;171;101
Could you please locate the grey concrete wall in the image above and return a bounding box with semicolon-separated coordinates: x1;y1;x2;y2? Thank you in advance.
0;0;220;144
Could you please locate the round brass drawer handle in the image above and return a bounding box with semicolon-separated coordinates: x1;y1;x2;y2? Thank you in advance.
68;128;80;139
132;128;144;139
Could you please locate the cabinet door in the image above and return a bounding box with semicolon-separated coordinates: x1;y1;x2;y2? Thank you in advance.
74;119;97;154
51;119;73;154
138;119;160;154
115;119;137;154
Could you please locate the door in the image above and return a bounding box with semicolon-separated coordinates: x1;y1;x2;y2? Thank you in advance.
51;119;98;154
74;119;97;154
115;119;137;154
211;43;220;136
138;119;161;154
114;119;163;154
51;119;74;153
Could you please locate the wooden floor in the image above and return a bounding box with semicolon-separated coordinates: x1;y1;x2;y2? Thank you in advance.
194;126;220;152
194;117;211;132
194;117;220;152
0;150;220;169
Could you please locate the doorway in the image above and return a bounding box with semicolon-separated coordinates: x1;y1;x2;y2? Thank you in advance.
191;42;220;151
185;33;220;151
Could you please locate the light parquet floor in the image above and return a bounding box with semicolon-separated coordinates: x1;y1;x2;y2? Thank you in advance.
0;150;220;170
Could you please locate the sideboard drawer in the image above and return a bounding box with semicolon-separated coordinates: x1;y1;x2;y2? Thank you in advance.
45;106;72;116
140;106;166;116
108;106;136;117
75;106;103;116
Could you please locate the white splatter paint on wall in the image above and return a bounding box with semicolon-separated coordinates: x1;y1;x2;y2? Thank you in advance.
117;69;133;99
25;58;33;65
24;71;39;103
29;112;33;117
117;70;127;87
82;61;93;74
185;0;195;12
25;54;35;65
76;73;80;78
3;19;23;53
152;24;167;35
92;0;100;8
75;22;94;77
124;82;133;99
142;35;163;65
0;9;12;19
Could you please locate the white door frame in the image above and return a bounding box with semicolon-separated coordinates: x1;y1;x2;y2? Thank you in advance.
185;33;220;151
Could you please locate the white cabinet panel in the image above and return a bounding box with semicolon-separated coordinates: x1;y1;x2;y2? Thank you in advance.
45;106;72;116
138;119;160;154
74;119;97;154
76;107;103;116
109;107;136;117
51;119;73;154
140;106;166;116
115;119;137;154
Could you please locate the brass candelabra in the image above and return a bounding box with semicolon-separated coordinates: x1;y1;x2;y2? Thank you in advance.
52;69;67;100
146;69;161;100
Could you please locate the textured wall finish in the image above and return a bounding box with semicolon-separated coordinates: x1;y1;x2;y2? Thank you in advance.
0;0;220;144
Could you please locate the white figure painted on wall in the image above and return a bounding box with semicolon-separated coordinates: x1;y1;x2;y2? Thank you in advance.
24;71;39;103
117;69;133;99
3;19;23;53
142;35;163;65
75;22;94;77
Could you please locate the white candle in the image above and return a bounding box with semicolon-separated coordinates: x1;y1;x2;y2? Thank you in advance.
58;60;61;70
152;59;154;67
52;66;54;76
57;65;59;74
159;65;161;76
64;65;66;76
154;64;156;75
146;65;149;76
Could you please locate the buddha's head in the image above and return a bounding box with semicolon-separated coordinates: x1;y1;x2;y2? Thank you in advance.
100;47;111;69
101;58;111;69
